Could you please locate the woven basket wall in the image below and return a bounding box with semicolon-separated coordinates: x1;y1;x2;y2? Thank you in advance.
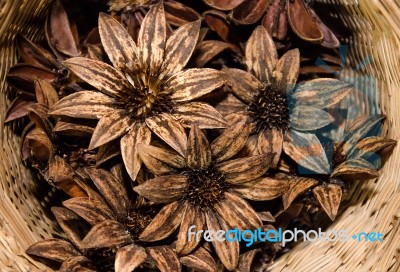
0;0;399;271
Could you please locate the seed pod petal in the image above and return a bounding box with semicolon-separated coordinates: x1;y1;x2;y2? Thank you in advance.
164;0;202;26
331;159;379;180
218;154;273;184
63;57;130;97
26;239;79;263
192;40;234;68
257;128;283;168
59;256;96;272
115;244;147;272
138;3;166;73
312;184;342;221
203;10;240;45
146;113;187;156
51;207;88;250
148;246;181;272
202;0;244;11
89;111;132;149
139;201;184;242
290;105;334;131
50;91;115;119
245;25;278;83
121;123;151;181
25;127;53;161
34;78;59;107
161;20;201;78
293;78;352;108
17;34;58;68
173;102;227;129
282;177;318;209
224;68;261;103
86;168;129;216
234;249;260;272
46;0;81;57
307;7;340;48
176;205;205;255
205;211;239;271
233;177;288;201
138;144;185;175
82;220;132;249
273;48;300;93
335;115;385;163
212;121;251;162
5;97;35;123
133;175;188;203
63;197;114;225
7;64;56;92
53;120;94;137
283;130;330;174
180;247;217;272
99;13;139;72
167;68;226;102
214;192;262;230
355;136;397;159
262;0;288;40
187;126;212;169
48;155;86;197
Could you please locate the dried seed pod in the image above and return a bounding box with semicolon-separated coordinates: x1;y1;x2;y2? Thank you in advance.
46;0;81;58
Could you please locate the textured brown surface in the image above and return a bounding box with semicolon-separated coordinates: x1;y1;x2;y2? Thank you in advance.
0;0;399;271
0;0;56;271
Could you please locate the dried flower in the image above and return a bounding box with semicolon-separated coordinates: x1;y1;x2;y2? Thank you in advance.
282;115;397;220
26;207;99;271
223;25;351;170
29;168;182;271
51;3;227;181
133;124;287;270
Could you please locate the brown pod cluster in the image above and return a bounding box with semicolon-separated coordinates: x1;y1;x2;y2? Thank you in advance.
3;0;396;271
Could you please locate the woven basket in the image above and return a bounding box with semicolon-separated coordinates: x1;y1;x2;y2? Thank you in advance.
0;0;399;271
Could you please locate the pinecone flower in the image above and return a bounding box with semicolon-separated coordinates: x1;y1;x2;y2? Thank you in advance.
223;25;352;170
133;124;287;270
50;3;227;181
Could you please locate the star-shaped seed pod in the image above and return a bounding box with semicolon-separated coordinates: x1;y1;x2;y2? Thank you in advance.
26;207;98;272
51;3;227;182
29;167;182;271
133;124;287;270
282;115;397;220
223;25;351;169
